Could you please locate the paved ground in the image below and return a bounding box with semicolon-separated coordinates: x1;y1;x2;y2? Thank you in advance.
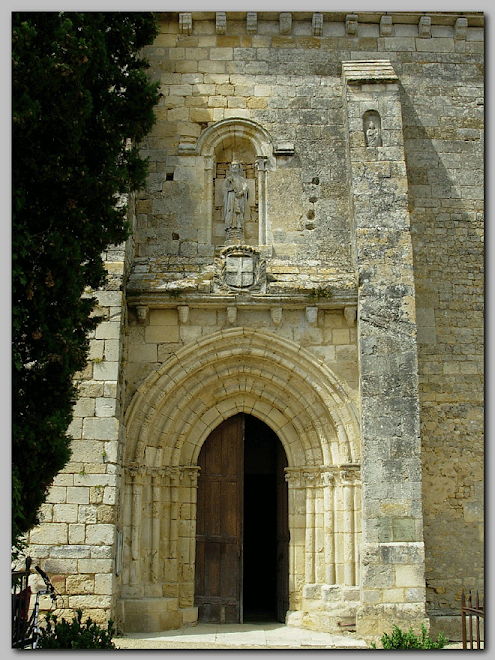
114;622;466;650
114;622;370;650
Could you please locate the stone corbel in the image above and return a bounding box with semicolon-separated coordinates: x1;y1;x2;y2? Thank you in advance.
306;306;319;326
178;305;189;324
271;307;283;326
418;15;431;38
380;15;393;37
455;17;468;40
179;12;192;35
136;305;149;325
227;305;237;326
312;13;323;37
216;12;226;34
280;12;292;35
344;305;357;326
246;12;258;34
346;14;358;36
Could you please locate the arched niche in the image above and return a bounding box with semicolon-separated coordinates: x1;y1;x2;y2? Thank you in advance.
183;118;276;248
363;109;382;147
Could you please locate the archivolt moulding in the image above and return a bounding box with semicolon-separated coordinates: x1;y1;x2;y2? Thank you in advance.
124;327;360;472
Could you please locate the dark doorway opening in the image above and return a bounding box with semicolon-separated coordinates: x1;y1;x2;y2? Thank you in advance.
243;415;288;623
195;414;289;624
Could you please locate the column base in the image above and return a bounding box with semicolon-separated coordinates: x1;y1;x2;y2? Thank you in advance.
288;584;360;634
356;603;429;644
117;597;198;633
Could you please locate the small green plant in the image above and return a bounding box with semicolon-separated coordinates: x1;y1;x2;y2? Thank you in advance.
37;608;116;649
371;624;447;649
309;285;333;300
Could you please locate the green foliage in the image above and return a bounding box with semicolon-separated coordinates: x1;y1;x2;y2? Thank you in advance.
371;624;447;649
37;609;116;649
309;285;333;300
12;12;159;549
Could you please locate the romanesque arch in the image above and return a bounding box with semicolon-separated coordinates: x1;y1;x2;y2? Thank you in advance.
120;328;362;628
125;327;359;468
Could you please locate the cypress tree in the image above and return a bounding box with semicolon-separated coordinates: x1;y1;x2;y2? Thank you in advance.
12;12;159;549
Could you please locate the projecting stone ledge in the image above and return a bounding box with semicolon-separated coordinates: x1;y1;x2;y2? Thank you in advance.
342;60;398;85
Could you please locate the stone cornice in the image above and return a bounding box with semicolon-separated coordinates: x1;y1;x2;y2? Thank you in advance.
162;12;483;27
126;293;358;313
342;60;398;86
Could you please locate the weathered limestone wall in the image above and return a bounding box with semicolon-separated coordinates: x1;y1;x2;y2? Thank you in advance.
25;12;483;641
397;23;484;636
132;11;484;636
26;199;137;623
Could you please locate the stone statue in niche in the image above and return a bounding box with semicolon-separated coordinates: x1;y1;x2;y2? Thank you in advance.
223;161;249;243
364;113;382;147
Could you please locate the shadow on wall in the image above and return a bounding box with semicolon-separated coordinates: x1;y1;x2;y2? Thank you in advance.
399;81;484;623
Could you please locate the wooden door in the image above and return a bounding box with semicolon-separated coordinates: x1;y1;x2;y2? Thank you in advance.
195;414;244;623
276;441;290;622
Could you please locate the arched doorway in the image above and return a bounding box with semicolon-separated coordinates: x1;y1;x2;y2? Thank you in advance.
121;328;361;632
194;414;289;624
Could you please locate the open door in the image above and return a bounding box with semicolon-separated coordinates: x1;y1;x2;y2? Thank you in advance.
195;414;244;623
195;413;289;624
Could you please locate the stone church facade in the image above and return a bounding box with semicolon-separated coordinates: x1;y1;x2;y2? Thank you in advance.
27;12;484;643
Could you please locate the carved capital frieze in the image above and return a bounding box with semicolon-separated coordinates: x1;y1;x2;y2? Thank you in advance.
125;464;200;486
339;464;361;485
285;467;338;489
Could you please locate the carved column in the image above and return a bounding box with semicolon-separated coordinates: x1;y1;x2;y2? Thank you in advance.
304;470;316;584
323;471;336;585
204;155;214;244
256;156;268;245
169;468;180;583
150;468;164;584
285;468;306;608
128;464;145;586
162;468;172;565
341;466;360;586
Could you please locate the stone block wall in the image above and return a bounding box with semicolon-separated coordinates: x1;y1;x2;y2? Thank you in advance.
134;12;484;632
26;200;136;622
398;25;484;629
24;12;483;641
125;304;358;412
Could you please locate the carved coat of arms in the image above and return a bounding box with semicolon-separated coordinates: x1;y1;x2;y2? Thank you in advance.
214;245;266;293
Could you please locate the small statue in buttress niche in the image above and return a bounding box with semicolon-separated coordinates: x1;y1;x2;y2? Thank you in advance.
364;113;382;147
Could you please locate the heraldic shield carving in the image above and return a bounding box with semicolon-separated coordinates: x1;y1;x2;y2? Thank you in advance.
214;245;266;293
